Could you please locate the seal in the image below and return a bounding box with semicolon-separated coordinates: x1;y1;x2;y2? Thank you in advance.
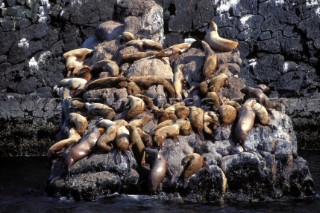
234;98;256;145
85;76;127;91
48;128;81;159
126;125;146;166
204;20;239;52
155;43;191;59
69;112;88;136
145;148;167;194
65;126;102;168
126;39;163;51
135;94;160;112
254;84;271;95
179;153;205;185
205;91;222;111
116;125;130;152
201;40;218;78
91;59;120;77
208;72;229;92
70;99;85;111
203;111;219;135
189;106;205;140
223;98;242;111
128;76;176;99
240;86;271;108
120;51;157;64
218;104;237;127
63;48;93;61
151;119;174;135
59;78;87;97
85;102;116;120
175;106;190;119
173;64;185;101
252;99;269;125
77;65;92;81
176;119;192;136
126;95;146;120
96;119;128;152
136;127;153;148
128;114;154;129
121;31;136;42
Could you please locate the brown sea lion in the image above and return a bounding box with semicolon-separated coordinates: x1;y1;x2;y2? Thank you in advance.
254;84;271;95
128;114;154;129
151;119;174;134
116;125;130;151
179;153;205;185
153;123;180;148
70;99;85;111
128;76;176;99
208;72;229;92
136;128;153;148
91;59;120;77
175;106;190;119
135;94;160;112
203;111;219;135
85;102;115;119
121;31;136;42
176;119;192;136
205;91;222;111
65;126;103;168
202;40;218;78
126;39;163;51
85;76;127;91
126;95;146;120
252;99;269;125
234;98;256;145
154;43;190;59
223;98;242;111
189;106;205;139
173;64;185;101
199;80;209;95
59;78;87;96
63;48;93;61
241;86;271;108
126;125;146;166
120;51;157;64
146;148;167;193
218;104;237;127
48;128;81;159
204;20;239;52
69;112;88;136
96;120;128;152
77;65;92;81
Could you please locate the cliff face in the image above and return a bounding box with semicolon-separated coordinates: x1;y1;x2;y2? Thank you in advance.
0;0;320;156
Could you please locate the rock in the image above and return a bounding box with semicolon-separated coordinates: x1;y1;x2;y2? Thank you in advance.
95;21;124;42
125;57;173;80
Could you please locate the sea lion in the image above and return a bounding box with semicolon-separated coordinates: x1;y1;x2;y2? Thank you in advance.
128;114;154;129
85;76;127;91
234;98;256;145
135;94;160;112
218;104;237;127
128;76;176;99
179;153;205;185
175;106;190;119
208;72;229;92
176;119;192;136
77;65;92;81
153;122;180;148
126;125;146;166
96;119;115;129
121;31;136;42
146;148;167;193
199;81;209;95
241;86;271;108
48;128;81;159
252;99;269;125
205;91;222;111
70;99;85;111
59;78;87;96
156;109;178;123
69;112;88;136
125;81;142;95
136;127;153;148
63;48;93;61
203;111;219;135
189;106;205;139
126;39;163;51
223;98;242;111
151;119;174;134
65;56;85;77
96;120;128;152
202;40;218;78
65;126;102;168
173;64;185;101
155;43;191;59
120;51;157;64
126;95;146;120
91;59;120;77
85;102;115;119
204;20;239;52
116;125;130;151
254;84;271;95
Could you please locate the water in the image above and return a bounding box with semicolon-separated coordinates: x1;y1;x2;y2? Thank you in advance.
0;151;320;213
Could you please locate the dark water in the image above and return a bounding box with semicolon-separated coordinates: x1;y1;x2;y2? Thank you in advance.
0;151;320;213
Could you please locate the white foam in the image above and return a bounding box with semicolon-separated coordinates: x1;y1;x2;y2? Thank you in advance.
275;0;284;5
28;57;39;74
316;7;320;15
38;51;51;65
306;0;319;7
283;62;289;73
248;58;257;68
240;14;252;29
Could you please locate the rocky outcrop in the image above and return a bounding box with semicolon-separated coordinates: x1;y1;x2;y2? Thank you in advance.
1;0;320;156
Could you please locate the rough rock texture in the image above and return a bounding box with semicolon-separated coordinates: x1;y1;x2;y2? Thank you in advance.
1;0;320;156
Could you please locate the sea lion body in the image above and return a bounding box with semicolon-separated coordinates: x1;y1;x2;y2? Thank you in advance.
126;39;163;51
65;126;101;168
241;86;270;108
175;106;190;119
219;104;237;126
128;114;154;129
146;148;167;193
85;102;115;119
205;91;222;111
127;125;146;166
126;95;146;119
116;126;130;151
69;112;88;136
202;40;218;78
204;21;238;52
153;123;180;147
234;99;256;145
120;51;156;64
85;76;127;91
189;106;204;136
60;78;87;96
48;128;81;159
173;64;185;101
91;59;119;77
180;153;205;180
208;73;228;92
252;100;269;125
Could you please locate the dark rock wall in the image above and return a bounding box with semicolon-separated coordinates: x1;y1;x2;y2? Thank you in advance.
0;0;319;156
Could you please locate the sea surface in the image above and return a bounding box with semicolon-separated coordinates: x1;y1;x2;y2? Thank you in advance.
0;150;319;213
